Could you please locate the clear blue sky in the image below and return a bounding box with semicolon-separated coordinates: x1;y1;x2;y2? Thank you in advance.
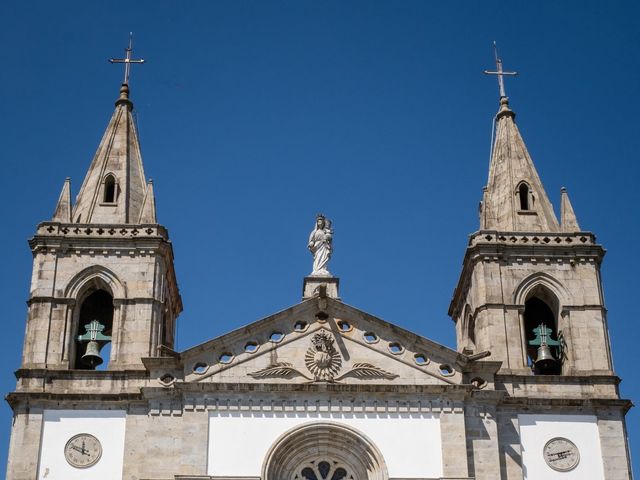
1;0;638;475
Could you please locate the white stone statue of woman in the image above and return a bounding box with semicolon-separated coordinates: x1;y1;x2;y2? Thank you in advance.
308;214;333;276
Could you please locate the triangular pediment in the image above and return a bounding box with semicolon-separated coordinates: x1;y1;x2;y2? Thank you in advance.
173;298;468;387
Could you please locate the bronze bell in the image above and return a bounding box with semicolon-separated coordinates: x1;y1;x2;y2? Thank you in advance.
81;340;103;368
534;344;556;372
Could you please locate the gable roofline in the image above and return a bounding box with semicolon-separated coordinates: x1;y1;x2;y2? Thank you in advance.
178;296;472;368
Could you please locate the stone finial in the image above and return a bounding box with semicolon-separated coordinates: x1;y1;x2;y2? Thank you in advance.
52;177;72;223
115;83;133;109
560;187;581;232
496;96;515;120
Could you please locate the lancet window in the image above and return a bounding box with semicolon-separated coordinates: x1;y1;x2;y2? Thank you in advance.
103;174;117;203
517;182;533;210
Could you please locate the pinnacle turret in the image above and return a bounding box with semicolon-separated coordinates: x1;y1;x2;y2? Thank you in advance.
51;177;72;223
138;180;157;223
560;187;581;232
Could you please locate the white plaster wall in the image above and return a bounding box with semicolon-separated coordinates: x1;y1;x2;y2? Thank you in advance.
519;414;604;480
208;412;442;478
38;409;126;480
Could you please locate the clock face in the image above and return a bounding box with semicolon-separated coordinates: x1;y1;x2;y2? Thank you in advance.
543;437;580;472
64;433;102;468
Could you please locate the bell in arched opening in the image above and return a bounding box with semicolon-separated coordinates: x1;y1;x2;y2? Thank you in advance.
75;290;114;369
77;319;112;369
528;323;561;374
523;296;563;375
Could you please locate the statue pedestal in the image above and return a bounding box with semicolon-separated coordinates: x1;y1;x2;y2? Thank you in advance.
303;276;340;300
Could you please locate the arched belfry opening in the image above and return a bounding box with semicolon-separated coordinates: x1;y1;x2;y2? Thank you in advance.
523;288;562;375
74;289;113;370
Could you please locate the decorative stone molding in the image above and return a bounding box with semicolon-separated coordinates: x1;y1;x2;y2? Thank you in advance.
512;271;571;306
247;330;398;383
262;422;389;480
334;364;398;381
469;231;596;247
182;397;465;414
35;222;168;240
248;362;312;381
63;264;126;300
305;331;342;381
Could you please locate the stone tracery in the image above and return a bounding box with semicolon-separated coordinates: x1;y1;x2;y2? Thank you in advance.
262;422;388;480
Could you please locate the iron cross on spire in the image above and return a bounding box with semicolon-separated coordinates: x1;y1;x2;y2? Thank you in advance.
109;33;145;85
483;41;518;98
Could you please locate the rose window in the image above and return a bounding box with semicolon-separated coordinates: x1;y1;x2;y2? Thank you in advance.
294;460;354;480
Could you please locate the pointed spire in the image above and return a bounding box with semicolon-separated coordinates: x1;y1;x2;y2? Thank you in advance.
481;47;559;232
72;39;149;225
52;178;72;223
560;187;581;232
72;89;147;224
138;180;157;223
482;97;560;232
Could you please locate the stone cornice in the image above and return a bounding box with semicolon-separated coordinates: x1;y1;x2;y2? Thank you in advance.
33;222;169;241
495;372;620;382
28;221;183;316
499;396;633;413
468;230;600;249
5;391;144;409
466;302;606;318
155;382;474;396
26;296;167;306
28;222;176;264
448;230;606;318
14;368;149;381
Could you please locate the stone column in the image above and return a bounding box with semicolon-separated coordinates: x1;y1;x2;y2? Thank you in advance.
465;404;501;480
496;410;523;480
440;403;470;478
598;410;632;480
5;406;43;480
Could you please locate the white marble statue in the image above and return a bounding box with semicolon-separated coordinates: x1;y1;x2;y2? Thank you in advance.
308;214;333;276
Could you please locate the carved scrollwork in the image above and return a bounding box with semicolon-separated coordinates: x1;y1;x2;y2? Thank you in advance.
247;362;311;380
247;330;398;383
305;331;342;381
334;363;398;381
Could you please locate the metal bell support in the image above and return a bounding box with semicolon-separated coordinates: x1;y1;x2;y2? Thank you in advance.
77;319;112;368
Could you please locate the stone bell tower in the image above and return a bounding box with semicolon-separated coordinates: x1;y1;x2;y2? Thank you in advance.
448;66;613;377
20;74;182;371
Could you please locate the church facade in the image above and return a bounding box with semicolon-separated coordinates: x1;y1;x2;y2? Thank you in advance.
5;54;633;480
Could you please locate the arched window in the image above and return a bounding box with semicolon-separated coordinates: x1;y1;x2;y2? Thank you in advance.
103;175;117;203
523;295;561;375
74;289;113;370
263;422;387;480
518;183;530;210
467;314;476;349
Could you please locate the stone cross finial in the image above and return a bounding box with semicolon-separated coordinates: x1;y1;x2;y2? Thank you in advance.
483;41;518;98
109;33;145;86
